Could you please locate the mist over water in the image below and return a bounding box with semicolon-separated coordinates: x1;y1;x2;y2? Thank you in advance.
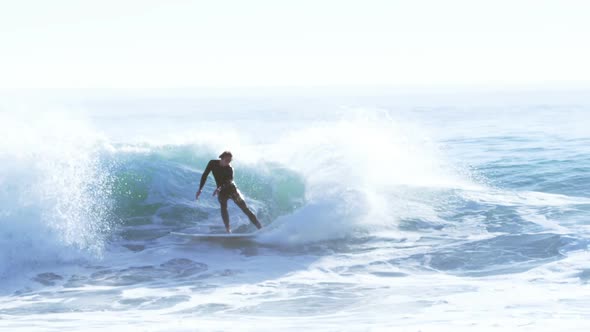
1;94;589;331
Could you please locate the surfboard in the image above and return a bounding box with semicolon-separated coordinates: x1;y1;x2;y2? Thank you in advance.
170;231;257;240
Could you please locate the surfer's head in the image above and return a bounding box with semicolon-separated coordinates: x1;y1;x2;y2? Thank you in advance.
219;151;233;166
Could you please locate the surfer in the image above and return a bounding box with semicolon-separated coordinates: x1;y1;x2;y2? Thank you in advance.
196;151;262;233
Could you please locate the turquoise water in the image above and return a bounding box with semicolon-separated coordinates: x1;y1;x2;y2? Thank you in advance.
0;95;589;331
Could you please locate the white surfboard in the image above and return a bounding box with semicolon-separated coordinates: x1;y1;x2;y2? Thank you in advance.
170;231;257;240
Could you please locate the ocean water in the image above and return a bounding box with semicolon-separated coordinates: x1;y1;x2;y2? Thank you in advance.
1;93;589;331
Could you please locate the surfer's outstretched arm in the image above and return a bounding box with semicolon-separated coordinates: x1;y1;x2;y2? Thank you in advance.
196;160;214;200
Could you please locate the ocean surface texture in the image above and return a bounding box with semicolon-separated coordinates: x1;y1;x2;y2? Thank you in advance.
1;95;589;331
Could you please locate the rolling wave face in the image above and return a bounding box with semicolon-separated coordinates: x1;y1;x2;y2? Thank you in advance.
107;145;306;240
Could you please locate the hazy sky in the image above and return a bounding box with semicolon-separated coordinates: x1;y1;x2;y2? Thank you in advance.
1;0;589;89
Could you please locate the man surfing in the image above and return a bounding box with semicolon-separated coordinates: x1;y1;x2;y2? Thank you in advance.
196;151;262;233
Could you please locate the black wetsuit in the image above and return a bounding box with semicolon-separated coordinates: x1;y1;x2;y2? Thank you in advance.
198;159;261;229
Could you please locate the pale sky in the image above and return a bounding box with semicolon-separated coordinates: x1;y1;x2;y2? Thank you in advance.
1;0;589;89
